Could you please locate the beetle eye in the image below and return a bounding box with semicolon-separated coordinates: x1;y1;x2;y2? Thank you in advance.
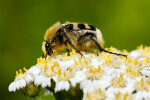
45;42;51;50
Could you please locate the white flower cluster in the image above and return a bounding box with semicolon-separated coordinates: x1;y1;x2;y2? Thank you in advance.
8;46;150;100
9;66;41;92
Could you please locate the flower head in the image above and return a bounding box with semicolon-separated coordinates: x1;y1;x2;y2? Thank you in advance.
8;45;150;100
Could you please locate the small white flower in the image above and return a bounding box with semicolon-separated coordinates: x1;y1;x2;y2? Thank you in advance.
55;81;70;92
42;77;51;88
24;74;34;84
9;82;17;92
9;66;38;92
59;60;74;70
141;69;150;76
134;91;150;100
28;66;41;79
90;58;101;68
8;79;26;92
129;50;142;59
80;79;101;94
34;74;51;88
70;69;86;87
18;79;26;88
126;78;135;93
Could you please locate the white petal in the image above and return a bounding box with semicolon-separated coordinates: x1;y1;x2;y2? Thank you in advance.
59;60;74;70
8;82;17;92
34;75;45;86
18;79;26;88
42;77;51;88
70;77;77;87
25;74;33;84
28;66;41;79
70;70;86;87
141;70;150;76
134;91;150;100
34;75;51;88
55;81;70;92
129;50;141;59
80;80;101;94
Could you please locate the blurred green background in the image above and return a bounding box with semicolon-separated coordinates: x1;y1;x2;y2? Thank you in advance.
1;0;150;100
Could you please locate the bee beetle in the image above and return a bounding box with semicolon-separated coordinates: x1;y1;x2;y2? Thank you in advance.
42;21;127;58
